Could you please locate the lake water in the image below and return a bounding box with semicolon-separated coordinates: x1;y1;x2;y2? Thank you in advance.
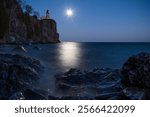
1;42;150;94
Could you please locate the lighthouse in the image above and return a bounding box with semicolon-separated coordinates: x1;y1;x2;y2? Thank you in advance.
46;10;50;19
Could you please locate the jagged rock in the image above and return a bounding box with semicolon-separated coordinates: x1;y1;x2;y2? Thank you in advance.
98;83;122;94
95;92;122;100
144;90;150;99
12;45;27;52
48;95;92;100
57;82;73;90
0;54;44;99
4;34;28;44
24;89;47;100
60;96;92;100
1;51;150;100
56;68;121;87
107;92;129;100
77;92;95;100
121;52;150;88
55;68;122;100
120;52;150;100
64;68;82;75
48;95;59;100
9;92;25;100
0;54;43;71
56;74;85;86
123;87;145;100
33;88;48;97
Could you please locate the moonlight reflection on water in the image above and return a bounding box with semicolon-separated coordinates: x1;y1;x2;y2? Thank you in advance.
57;42;81;68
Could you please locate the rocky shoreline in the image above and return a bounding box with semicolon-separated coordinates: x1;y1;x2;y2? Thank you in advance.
0;53;46;100
0;52;150;100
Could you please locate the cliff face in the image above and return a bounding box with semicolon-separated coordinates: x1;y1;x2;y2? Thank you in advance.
40;19;59;43
0;0;60;43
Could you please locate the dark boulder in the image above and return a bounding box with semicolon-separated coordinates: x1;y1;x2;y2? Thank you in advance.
56;68;121;87
60;96;93;100
57;82;73;90
55;68;122;100
64;68;82;75
121;52;150;88
0;54;44;99
123;87;145;100
24;89;47;100
48;95;59;100
95;92;122;100
144;90;150;99
9;92;25;100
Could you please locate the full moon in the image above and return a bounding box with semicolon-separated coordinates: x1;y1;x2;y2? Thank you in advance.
66;8;74;17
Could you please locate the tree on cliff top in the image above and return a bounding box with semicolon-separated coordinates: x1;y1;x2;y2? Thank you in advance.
25;4;33;15
33;11;40;19
17;0;26;11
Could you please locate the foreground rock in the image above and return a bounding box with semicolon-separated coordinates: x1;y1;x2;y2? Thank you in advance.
0;54;45;99
121;52;150;100
12;45;27;52
1;52;150;100
55;68;123;100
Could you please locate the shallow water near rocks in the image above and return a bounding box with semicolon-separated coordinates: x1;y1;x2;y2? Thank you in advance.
0;42;150;96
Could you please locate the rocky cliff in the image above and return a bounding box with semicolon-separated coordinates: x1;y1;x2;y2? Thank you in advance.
0;0;60;44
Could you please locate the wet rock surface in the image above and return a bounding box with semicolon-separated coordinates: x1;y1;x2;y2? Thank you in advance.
120;52;150;100
0;54;45;100
1;52;150;100
55;68;124;100
12;45;27;52
121;52;150;88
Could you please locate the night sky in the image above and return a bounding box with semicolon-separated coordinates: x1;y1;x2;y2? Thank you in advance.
26;0;150;42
